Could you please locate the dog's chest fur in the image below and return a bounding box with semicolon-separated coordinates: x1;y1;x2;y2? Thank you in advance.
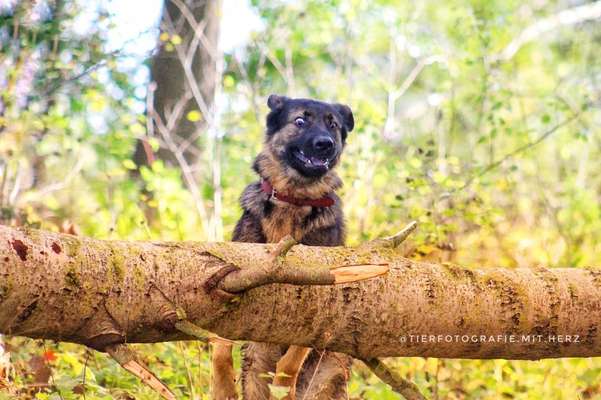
261;202;312;242
236;181;344;246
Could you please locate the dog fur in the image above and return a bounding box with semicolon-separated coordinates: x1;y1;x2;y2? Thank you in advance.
214;94;355;399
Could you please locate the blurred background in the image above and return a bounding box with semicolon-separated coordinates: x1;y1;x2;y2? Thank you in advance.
1;0;601;398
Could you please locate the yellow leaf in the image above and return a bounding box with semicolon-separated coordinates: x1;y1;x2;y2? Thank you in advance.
159;32;169;42
186;110;202;122
432;171;446;184
170;34;182;45
122;159;137;170
223;75;235;88
409;157;422;169
130;123;145;135
148;137;160;152
107;168;125;177
417;244;436;255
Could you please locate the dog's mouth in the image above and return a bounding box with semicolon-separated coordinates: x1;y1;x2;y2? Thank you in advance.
292;148;330;169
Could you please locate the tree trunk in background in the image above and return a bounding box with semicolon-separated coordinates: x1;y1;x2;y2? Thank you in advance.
2;225;601;360
134;0;221;167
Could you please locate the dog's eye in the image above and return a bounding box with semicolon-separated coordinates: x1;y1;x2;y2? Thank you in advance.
294;117;305;127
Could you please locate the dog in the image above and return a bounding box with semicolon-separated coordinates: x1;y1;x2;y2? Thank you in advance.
212;94;355;400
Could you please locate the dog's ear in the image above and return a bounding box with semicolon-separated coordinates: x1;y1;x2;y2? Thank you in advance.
266;94;288;135
267;94;287;110
334;103;354;133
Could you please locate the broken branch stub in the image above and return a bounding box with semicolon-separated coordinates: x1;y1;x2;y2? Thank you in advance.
217;234;391;293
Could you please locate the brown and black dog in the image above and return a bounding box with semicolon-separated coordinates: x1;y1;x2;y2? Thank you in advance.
212;94;355;400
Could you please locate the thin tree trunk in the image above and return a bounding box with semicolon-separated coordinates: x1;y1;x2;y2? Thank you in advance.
134;0;221;167
1;224;600;360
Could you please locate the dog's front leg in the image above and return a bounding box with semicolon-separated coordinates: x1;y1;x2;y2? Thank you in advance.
271;346;312;399
212;341;238;400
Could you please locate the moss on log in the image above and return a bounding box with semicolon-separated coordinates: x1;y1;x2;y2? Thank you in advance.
1;225;600;360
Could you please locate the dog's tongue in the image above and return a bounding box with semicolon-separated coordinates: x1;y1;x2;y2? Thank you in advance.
310;157;328;167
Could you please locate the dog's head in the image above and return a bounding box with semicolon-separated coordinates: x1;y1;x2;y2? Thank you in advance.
263;94;354;180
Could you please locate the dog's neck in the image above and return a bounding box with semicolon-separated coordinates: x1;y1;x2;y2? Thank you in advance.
259;179;335;207
253;150;342;200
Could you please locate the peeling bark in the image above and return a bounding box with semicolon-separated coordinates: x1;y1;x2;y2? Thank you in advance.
1;225;601;360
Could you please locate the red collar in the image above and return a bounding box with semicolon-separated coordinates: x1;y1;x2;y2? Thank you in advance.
261;179;335;208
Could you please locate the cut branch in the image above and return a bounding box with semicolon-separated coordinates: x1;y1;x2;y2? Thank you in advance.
1;225;601;362
218;235;390;292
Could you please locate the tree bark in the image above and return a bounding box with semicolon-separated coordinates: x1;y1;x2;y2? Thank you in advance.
1;224;601;360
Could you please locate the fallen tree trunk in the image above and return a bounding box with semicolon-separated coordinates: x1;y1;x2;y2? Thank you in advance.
1;224;600;360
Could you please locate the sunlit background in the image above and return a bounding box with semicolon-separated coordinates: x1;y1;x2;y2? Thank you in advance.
1;0;601;398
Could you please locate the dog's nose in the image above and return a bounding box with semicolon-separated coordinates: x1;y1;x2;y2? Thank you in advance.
312;136;334;153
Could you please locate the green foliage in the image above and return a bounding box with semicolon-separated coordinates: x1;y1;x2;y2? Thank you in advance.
2;0;601;398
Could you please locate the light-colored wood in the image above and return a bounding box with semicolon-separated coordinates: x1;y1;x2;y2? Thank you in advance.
331;264;389;283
